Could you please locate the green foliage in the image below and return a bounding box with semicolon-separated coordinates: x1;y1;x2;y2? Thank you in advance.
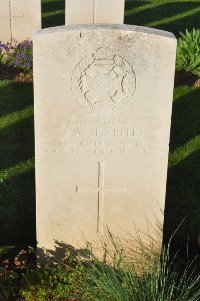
0;52;4;66
75;232;200;301
0;247;9;257
0;247;19;300
0;269;19;300
1;232;200;301
176;29;200;76
0;39;33;75
7;40;33;74
20;251;83;301
0;42;6;67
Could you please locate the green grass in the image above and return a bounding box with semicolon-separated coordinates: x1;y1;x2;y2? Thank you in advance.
19;233;200;301
165;86;200;257
0;0;200;259
124;0;200;37
0;81;35;245
42;0;65;28
42;0;200;37
75;234;200;301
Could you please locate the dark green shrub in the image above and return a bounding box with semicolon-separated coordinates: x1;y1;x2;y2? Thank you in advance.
20;250;83;301
176;29;200;76
0;247;19;300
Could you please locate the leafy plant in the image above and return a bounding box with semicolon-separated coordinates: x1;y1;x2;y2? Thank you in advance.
176;28;200;76
1;230;199;301
20;248;83;301
0;247;9;257
7;39;33;73
0;41;7;67
0;269;19;300
0;246;19;300
0;51;4;66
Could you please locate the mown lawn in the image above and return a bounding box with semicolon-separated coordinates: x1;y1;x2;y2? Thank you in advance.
0;0;200;258
0;81;35;245
125;0;200;37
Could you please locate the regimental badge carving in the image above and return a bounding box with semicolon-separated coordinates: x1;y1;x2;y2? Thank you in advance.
71;47;136;114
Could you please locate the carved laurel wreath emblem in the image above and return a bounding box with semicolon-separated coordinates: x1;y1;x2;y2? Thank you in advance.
71;47;136;114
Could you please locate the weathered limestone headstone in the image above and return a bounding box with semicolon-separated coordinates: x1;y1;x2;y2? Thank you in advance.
0;0;41;43
65;0;125;25
34;24;176;253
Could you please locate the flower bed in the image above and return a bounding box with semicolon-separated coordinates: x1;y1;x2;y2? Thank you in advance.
0;39;33;82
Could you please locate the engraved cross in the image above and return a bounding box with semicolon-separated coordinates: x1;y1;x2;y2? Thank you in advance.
0;1;24;43
76;162;126;233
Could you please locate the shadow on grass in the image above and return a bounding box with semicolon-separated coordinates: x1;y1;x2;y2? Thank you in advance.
125;0;151;11
164;87;200;259
170;87;200;151
0;81;33;117
0;81;36;246
42;0;65;28
125;1;200;37
155;11;200;37
42;13;65;28
42;0;64;13
41;0;200;36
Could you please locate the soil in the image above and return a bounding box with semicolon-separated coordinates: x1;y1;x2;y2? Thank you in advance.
0;64;33;82
175;70;200;87
194;78;200;87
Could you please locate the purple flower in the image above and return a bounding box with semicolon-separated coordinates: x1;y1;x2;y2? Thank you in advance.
3;38;33;72
24;62;31;68
0;41;10;51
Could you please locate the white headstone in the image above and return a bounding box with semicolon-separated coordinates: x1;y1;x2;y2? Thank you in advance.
0;0;41;43
65;0;125;25
34;24;177;252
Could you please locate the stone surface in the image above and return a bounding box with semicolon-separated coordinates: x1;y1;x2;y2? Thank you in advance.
34;24;177;252
0;0;41;43
65;0;125;25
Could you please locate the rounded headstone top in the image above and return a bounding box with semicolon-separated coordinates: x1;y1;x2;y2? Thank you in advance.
34;24;176;41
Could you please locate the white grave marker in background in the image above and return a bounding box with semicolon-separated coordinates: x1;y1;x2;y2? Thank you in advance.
65;0;125;25
0;0;41;43
34;24;176;253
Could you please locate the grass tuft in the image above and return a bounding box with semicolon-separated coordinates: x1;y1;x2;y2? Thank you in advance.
76;230;200;301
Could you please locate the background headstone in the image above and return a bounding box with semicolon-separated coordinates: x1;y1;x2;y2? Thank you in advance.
65;0;125;25
34;24;177;252
0;0;41;43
